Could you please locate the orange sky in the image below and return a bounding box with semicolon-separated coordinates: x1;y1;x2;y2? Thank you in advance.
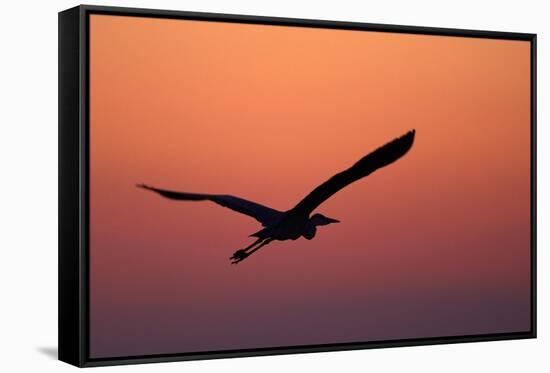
89;14;531;358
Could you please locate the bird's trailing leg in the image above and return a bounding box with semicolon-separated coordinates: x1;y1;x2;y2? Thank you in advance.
230;237;263;263
230;238;274;264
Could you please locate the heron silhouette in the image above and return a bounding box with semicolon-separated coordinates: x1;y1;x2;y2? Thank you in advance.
137;129;415;264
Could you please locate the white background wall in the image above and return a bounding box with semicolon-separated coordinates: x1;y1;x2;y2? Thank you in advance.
0;0;546;371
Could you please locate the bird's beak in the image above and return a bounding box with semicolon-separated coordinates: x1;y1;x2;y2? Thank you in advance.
328;218;340;223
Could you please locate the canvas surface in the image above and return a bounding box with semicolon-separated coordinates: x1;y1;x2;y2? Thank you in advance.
89;14;531;358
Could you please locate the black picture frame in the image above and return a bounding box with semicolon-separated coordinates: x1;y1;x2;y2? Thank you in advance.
59;4;537;367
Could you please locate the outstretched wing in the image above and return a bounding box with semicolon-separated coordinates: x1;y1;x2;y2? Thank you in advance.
291;130;415;216
136;184;283;226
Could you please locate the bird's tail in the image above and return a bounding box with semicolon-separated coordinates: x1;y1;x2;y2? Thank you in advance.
249;227;269;238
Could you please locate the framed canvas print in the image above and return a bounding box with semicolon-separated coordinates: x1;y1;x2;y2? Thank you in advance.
58;5;537;367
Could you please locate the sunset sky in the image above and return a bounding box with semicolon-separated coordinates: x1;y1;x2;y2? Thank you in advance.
89;14;531;358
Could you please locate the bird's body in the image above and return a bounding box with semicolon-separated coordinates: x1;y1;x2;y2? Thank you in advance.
250;212;313;240
137;130;415;263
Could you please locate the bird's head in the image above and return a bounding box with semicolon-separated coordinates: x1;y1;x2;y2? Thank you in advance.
310;213;340;227
304;213;340;240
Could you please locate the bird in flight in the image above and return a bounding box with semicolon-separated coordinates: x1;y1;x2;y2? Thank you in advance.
137;129;415;264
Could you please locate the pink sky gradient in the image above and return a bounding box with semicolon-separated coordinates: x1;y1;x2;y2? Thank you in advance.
89;15;531;358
